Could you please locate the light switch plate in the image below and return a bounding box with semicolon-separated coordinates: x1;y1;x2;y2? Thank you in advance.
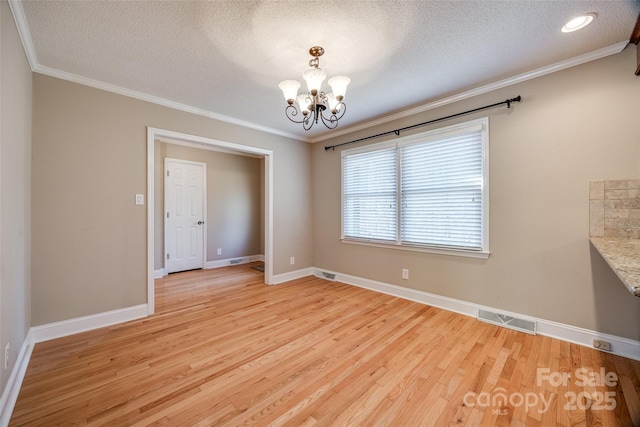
135;194;144;205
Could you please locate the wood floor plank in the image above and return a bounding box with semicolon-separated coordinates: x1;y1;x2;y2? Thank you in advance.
9;263;640;426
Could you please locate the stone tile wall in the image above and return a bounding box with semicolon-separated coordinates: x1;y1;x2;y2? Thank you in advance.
590;179;640;238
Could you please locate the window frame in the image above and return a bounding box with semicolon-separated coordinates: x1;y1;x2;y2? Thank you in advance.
340;117;490;259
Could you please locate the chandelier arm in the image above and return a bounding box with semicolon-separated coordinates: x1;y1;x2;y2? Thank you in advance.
319;111;339;129
303;109;315;130
333;102;347;121
319;102;346;129
284;104;308;124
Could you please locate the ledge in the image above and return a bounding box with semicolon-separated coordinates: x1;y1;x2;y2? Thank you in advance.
590;237;640;297
341;238;490;259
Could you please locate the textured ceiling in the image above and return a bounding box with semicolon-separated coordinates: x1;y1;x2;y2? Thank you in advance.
15;0;640;141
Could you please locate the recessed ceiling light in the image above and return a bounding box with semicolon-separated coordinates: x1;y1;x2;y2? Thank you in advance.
562;13;597;33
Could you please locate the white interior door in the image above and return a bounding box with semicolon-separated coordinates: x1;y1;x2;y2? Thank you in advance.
165;158;206;273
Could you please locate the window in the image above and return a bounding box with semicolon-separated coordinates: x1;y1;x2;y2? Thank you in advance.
341;118;489;258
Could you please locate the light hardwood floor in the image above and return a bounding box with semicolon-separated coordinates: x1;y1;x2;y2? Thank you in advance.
10;263;640;426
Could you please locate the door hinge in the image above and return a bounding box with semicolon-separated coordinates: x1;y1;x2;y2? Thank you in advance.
166;253;170;260
166;212;169;218
166;170;169;177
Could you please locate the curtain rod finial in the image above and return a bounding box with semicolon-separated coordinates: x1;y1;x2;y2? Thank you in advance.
506;95;522;108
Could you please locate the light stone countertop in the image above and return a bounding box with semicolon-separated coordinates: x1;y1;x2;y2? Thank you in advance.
590;237;640;297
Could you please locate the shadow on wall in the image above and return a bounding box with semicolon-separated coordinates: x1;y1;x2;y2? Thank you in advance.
590;243;640;342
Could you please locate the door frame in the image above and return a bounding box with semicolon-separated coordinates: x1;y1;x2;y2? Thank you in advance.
147;127;274;315
164;158;207;274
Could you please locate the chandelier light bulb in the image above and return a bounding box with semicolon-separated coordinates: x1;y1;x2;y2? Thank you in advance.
302;67;327;96
326;93;342;113
278;80;300;104
328;76;351;101
296;94;312;114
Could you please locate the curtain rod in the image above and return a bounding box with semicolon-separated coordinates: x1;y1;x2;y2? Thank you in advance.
324;95;521;151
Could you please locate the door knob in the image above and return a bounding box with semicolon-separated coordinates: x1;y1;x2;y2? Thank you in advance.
197;221;204;225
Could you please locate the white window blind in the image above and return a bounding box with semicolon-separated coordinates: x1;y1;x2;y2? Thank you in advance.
341;118;488;256
400;128;484;250
343;147;397;242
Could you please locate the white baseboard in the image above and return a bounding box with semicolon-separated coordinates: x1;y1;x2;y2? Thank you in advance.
317;268;478;317
156;255;265;276
311;267;640;361
205;254;264;270
0;304;149;425
272;267;314;285
0;329;35;427
536;319;640;362
30;304;148;343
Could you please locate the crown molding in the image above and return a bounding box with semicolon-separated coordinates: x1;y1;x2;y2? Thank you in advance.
309;41;630;144
8;0;37;70
34;65;306;142
7;0;627;145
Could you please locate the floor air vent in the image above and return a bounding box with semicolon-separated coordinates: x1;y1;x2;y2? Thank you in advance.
315;271;336;281
229;258;245;265
477;309;537;335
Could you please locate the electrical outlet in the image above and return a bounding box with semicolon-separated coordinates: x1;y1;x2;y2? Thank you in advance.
290;257;295;265
4;343;9;370
135;194;144;205
217;248;222;255
593;339;611;351
402;268;409;280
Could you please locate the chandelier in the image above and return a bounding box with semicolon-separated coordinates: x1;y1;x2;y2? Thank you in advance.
278;46;351;130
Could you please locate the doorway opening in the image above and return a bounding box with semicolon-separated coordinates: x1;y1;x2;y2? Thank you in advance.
147;127;274;315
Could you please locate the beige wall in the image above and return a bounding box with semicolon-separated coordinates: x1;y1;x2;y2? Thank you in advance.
0;0;32;393
153;142;262;269
32;74;312;325
312;46;640;341
24;23;640;343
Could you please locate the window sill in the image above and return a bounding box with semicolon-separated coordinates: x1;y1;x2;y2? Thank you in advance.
341;238;490;259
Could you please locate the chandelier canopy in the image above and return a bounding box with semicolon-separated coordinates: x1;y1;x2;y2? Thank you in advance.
278;46;350;131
